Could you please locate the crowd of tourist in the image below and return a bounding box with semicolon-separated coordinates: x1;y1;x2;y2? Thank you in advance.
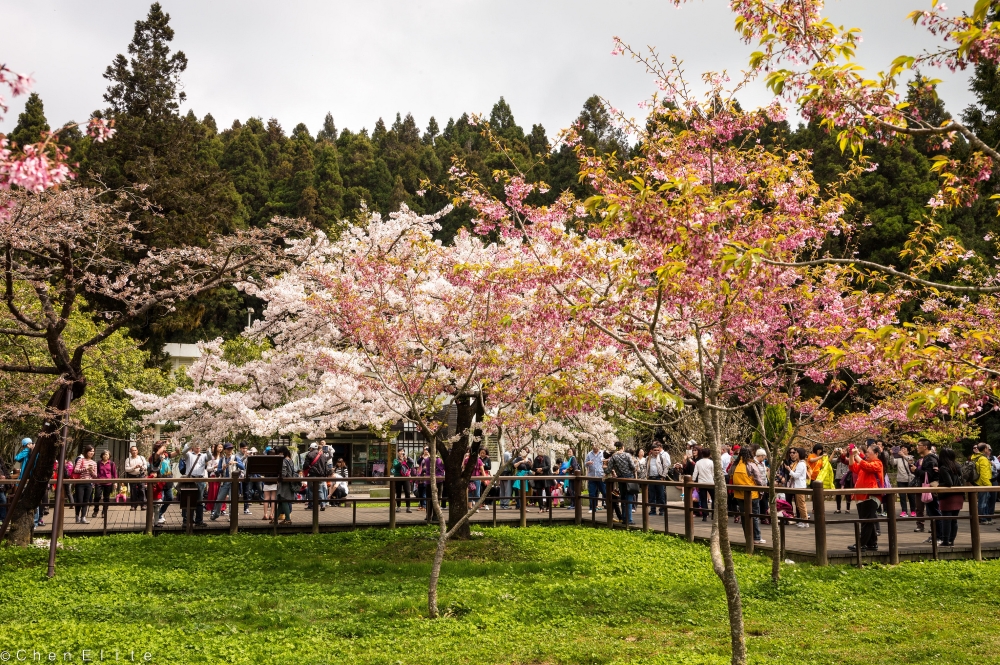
1;433;998;550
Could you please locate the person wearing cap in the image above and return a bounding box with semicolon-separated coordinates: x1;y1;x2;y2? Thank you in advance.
302;442;330;510
210;443;245;521
13;438;33;472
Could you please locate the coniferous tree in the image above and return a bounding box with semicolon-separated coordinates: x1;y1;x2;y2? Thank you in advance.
83;3;248;348
317;112;337;143
9;93;50;147
84;2;243;249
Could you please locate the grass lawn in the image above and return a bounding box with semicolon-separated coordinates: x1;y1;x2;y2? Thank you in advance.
0;526;996;664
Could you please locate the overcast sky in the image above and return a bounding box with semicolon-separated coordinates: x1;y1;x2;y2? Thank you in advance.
0;0;981;139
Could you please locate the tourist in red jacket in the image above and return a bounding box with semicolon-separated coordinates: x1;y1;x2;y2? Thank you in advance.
848;445;884;552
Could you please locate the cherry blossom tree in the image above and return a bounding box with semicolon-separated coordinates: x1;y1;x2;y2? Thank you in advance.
133;204;622;617
0;64;114;195
0;186;302;546
453;56;901;664
722;0;1000;418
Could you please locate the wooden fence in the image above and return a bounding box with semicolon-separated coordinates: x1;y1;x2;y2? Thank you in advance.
2;474;996;568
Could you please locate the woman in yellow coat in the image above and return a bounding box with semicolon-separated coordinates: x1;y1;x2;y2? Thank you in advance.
732;447;765;544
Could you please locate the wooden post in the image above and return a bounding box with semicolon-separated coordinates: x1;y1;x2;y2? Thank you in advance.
388;479;396;530
574;473;582;526
641;484;649;533
811;481;827;566
492;493;497;527
779;517;787;561
230;478;240;536
352;498;357;529
853;521;862;569
886;491;898;565
742;489;753;555
683;475;694;542
606;479;614;529
145;480;155;535
663;484;669;535
312;480;321;534
969;490;982;562
519;483;527;528
272;483;278;536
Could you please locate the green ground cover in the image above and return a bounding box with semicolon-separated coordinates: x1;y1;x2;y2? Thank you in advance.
0;527;995;664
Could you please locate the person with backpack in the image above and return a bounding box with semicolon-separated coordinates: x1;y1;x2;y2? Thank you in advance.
969;443;992;524
609;442;638;526
390;448;413;513
938;447;965;547
72;445;97;524
302;442;330;510
209;443;244;521
180;442;208;528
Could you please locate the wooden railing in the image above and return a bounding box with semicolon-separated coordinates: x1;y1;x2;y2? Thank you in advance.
2;474;995;568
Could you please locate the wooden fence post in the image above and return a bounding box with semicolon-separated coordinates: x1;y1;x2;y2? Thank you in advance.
313;480;321;534
230;478;240;535
969;490;982;562
810;481;827;566
683;475;694;542
641;484;649;533
574;472;582;526
388;479;396;530
606;478;614;529
145;480;155;535
886;491;898;565
519;482;527;528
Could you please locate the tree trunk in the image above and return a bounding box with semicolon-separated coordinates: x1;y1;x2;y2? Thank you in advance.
701;405;747;665
2;384;73;547
440;394;483;541
426;431;448;618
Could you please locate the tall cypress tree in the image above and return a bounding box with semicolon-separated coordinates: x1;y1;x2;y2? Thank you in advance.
83;3;248;348
9;93;50;147
84;2;243;249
